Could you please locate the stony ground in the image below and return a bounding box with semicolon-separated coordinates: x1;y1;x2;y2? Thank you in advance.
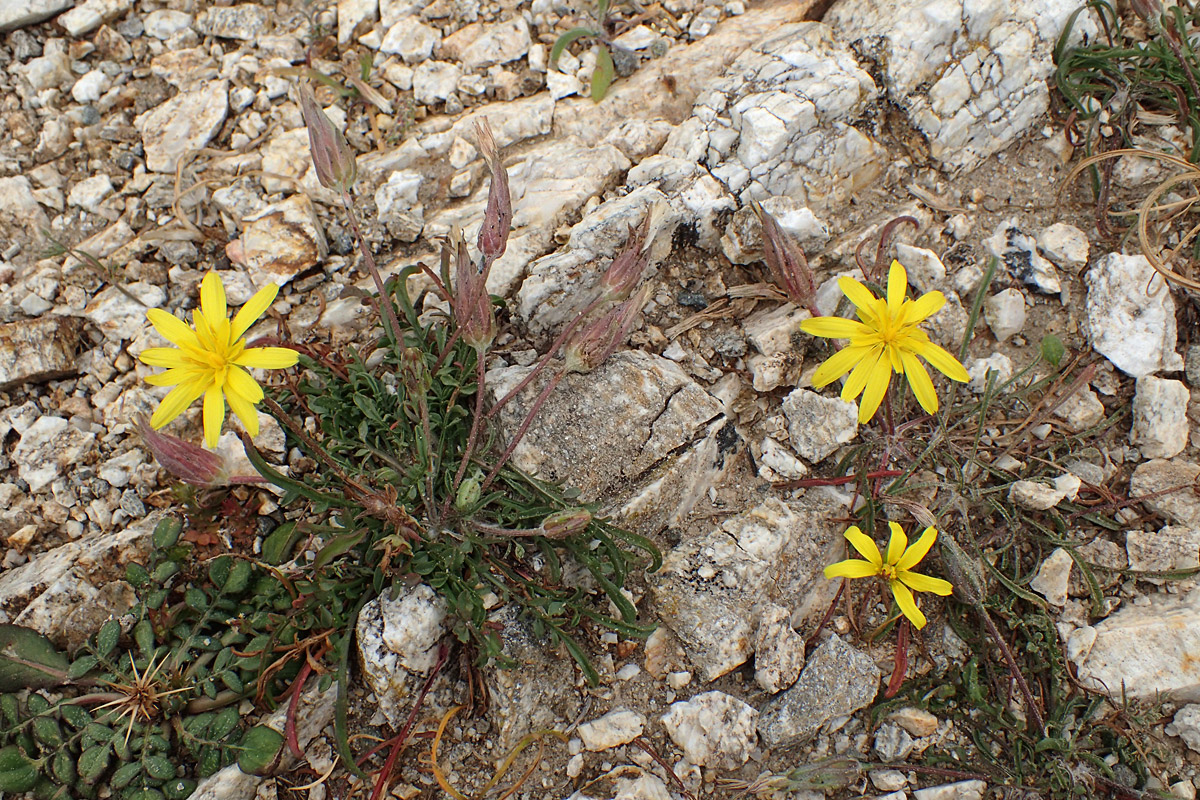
5;0;1200;798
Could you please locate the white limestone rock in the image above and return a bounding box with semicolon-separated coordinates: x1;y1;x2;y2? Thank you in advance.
1037;222;1089;271
458;17;531;70
67;174;114;212
239;194;327;287
757;436;808;481
71;69;110;103
1072;584;1200;700
721;197;830;265
754;603;805;693
661;691;758;769
1167;705;1200;754
338;0;376;44
380;20;439;62
1086;253;1182;377
828;0;1096;170
983;288;1026;343
0;176;51;268
758;634;881;746
890;707;939;737
781;388;858;463
57;0;131;37
14;416;94;494
0;0;72;32
84;282;167;341
914;781;987;800
194;4;270;40
1132;460;1200;527
412;61;462;104
135;81;228;173
1131;376;1189;459
143;9;192;39
1126;526;1200;573
355;585;448;728
577;709;646;751
895;243;947;292
984;222;1061;295
1030;547;1072;606
742;303;811;357
966;353;1013;393
1053;386;1106;432
1009;479;1069;511
0;317;83;391
657;22;884;210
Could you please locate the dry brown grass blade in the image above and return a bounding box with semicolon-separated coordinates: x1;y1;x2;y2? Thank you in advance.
1062;147;1200;291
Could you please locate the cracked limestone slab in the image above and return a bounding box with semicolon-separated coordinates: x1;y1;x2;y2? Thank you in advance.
649;491;848;682
486;350;723;503
424;136;630;298
828;0;1098;170
655;22;884;211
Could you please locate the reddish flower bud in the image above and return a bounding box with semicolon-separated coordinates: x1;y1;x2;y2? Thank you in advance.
475;119;511;266
139;415;229;486
537;508;593;539
752;201;817;312
451;230;494;352
298;82;357;193
600;214;652;301
564;284;650;374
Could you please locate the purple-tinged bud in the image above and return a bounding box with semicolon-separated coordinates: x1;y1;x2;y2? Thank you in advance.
298;82;357;193
1131;0;1162;22
475;119;511;267
564;284;650;374
451;230;494;352
600;214;652;301
752;201;817;313
537;508;593;539
139;415;229;487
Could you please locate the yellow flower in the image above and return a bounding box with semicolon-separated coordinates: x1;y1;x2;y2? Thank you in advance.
140;272;299;448
800;260;970;423
824;522;953;629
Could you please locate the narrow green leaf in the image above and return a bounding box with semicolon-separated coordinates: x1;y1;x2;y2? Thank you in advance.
77;743;111;783
210;706;240;741
68;655;100;680
591;45;615;101
550;27;596;68
96;621;121;659
262;522;301;565
209;556;233;589
225;561;252;595
134;620;155;657
0;625;69;690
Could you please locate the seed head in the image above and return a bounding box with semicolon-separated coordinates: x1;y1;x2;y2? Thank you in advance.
564;284;650;374
298;82;357;194
475;119;511;266
752;201;817;311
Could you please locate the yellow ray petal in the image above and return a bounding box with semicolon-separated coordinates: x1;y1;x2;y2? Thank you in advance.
801;316;870;340
231;282;280;341
200;271;227;324
825;559;881;580
146;309;202;350
837;276;881;325
896;527;938;571
144;367;199;387
139;347;189;369
202;386;226;449
886;260;907;316
900;351;939;415
890;580;927;629
906;290;946;324
840;346;883;401
812;344;870;389
234;346;299;370
225;365;265;404
844;526;882;566
192;309;218;353
225;387;260;437
884;521;908;565
886;341;904;373
857;353;892;423
149;377;209;430
899;571;953;596
917;341;970;383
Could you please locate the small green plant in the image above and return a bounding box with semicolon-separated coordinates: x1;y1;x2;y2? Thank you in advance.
550;0;620;102
0;516;305;798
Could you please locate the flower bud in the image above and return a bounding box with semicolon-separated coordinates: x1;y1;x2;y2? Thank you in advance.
564;284;650;374
752;201;817;312
475;119;511;266
451;230;495;352
1131;0;1162;22
139;415;229;486
599;213;652;301
298;82;357;193
537;508;593;539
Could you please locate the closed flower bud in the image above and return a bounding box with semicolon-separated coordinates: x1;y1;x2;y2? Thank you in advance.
564;285;650;374
299;82;357;193
538;508;592;539
475;119;512;266
752;201;817;312
451;230;495;352
139;415;229;487
600;214;652;301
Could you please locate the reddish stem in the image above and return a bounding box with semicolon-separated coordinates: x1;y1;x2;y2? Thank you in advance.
479;369;564;493
367;643;449;800
884;618;909;698
284;660;313;759
774;469;902;490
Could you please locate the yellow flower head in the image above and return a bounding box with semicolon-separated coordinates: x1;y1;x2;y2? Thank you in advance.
140;271;299;448
824;522;953;629
800;260;970;423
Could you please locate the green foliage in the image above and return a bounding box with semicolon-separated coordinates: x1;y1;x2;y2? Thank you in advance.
265;264;659;686
549;0;622;101
1056;0;1200;160
0;516;340;798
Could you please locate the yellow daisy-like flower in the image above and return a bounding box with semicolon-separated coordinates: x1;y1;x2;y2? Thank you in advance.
139;272;299;448
800;260;970;423
824;522;953;629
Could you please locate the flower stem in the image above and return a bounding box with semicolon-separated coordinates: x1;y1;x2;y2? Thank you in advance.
341;189;407;350
479;368;565;493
